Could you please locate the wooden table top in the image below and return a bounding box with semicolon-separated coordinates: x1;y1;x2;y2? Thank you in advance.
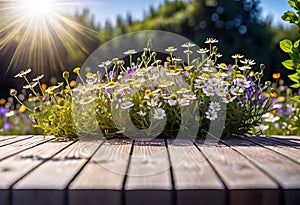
0;135;299;205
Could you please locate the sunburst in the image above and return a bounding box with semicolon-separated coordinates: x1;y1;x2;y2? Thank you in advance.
0;0;98;74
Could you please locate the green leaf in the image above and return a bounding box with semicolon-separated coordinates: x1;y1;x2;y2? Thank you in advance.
281;11;298;23
280;39;293;53
288;0;297;9
291;96;300;102
294;39;300;48
282;59;295;70
288;73;300;83
291;83;300;88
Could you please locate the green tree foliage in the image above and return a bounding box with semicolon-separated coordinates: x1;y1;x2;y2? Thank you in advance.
280;0;300;101
98;0;298;84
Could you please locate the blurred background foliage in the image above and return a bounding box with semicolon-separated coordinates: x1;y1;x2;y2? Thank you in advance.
0;0;298;98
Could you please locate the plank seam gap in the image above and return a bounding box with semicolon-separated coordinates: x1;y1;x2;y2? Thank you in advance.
0;136;54;163
164;138;176;205
241;136;300;165
193;140;230;205
220;137;284;204
121;139;135;190
0;136;34;148
9;140;77;190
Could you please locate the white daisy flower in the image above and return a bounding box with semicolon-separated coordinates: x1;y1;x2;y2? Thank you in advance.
197;48;210;54
121;101;134;109
153;108;166;120
202;85;215;96
183;94;197;100
181;42;196;48
123;49;138;55
240;58;255;65
178;98;190;106
205;38;218;44
165;46;177;52
230;86;244;96
137;110;147;116
205;109;218;121
233;78;251;89
177;88;191;94
209;101;221;111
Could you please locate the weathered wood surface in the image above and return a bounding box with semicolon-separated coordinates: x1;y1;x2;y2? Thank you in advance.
0;135;299;205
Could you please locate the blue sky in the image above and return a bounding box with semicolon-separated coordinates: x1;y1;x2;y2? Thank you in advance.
67;0;290;27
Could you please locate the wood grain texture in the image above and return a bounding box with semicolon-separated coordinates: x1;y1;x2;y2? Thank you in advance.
125;139;172;205
0;136;33;147
244;136;300;164
69;139;133;205
224;137;300;205
167;139;226;205
12;140;103;205
196;139;279;205
0;136;51;161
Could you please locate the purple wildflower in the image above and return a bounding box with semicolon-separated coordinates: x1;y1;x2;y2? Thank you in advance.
0;107;9;115
127;69;134;76
105;88;112;95
162;90;169;95
4;122;12;131
109;70;114;80
199;102;205;106
183;71;189;77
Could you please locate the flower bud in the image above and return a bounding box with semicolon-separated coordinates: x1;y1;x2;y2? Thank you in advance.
10;89;17;96
63;71;69;79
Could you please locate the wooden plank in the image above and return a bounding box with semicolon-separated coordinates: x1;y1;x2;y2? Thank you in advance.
0;135;33;147
0;135;52;161
12;139;103;205
265;136;300;148
69;138;133;205
167;139;226;205
125;139;172;205
0;139;72;205
0;135;22;142
196;138;279;205
223;137;300;205
244;136;300;164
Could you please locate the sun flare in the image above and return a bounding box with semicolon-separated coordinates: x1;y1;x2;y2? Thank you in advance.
0;0;97;74
24;0;55;16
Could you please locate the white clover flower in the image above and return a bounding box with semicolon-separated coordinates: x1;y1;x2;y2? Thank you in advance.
205;109;218;121
137;110;147;116
121;101;134;109
209;101;221;111
123;49;137;55
202;85;215;97
153;108;166;120
197;48;210;54
205;38;218;44
178;98;190;106
256;124;269;132
181;42;196;48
